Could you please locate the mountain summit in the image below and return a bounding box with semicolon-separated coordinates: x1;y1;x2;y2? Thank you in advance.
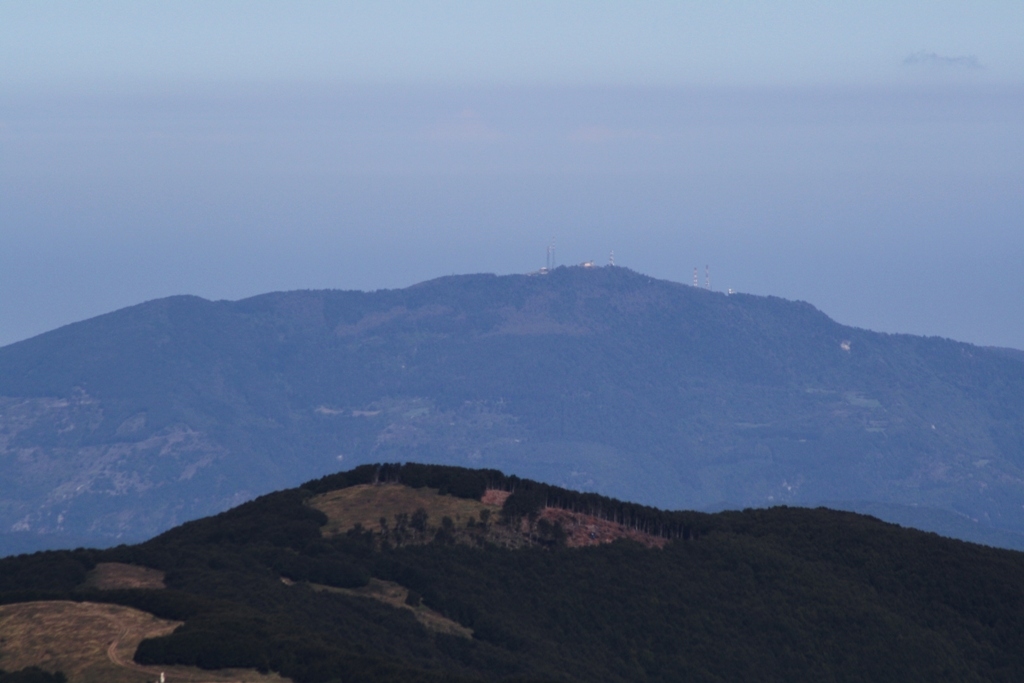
2;266;1023;551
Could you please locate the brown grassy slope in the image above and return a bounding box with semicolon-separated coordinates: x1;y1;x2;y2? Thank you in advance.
81;563;166;591
305;578;473;639
0;601;289;683
539;508;667;548
309;483;501;536
308;483;668;549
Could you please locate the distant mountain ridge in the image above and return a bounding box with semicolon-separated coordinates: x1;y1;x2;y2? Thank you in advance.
2;266;1023;552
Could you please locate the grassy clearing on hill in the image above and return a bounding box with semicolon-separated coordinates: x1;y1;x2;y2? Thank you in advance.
309;484;500;537
308;481;676;550
81;564;165;591
5;464;1024;682
307;578;474;639
0;602;289;683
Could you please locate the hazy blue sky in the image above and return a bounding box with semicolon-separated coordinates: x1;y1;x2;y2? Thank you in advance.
2;2;1023;349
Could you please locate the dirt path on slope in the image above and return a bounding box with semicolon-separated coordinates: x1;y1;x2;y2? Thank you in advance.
0;601;289;683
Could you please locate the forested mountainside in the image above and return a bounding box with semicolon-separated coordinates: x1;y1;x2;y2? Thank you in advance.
2;464;1024;683
2;266;1024;552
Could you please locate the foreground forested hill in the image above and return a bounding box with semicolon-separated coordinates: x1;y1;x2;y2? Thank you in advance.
3;266;1024;552
2;464;1024;683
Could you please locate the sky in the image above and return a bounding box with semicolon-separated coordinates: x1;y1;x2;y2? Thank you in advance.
2;1;1023;349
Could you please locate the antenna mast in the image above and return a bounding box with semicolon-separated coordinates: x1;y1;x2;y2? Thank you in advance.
705;265;710;290
693;267;698;287
609;250;615;266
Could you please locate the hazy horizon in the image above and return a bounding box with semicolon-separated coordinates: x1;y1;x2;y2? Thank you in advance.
3;3;1023;350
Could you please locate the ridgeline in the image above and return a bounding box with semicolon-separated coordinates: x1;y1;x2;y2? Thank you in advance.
2;464;1024;682
2;266;1024;552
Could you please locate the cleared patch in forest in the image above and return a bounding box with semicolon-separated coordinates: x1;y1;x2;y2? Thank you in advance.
0;601;289;683
309;483;669;550
538;508;668;548
309;483;501;538
80;563;165;591
307;578;473;639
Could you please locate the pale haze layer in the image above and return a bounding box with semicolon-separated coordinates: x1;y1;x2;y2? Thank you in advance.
2;2;1023;349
